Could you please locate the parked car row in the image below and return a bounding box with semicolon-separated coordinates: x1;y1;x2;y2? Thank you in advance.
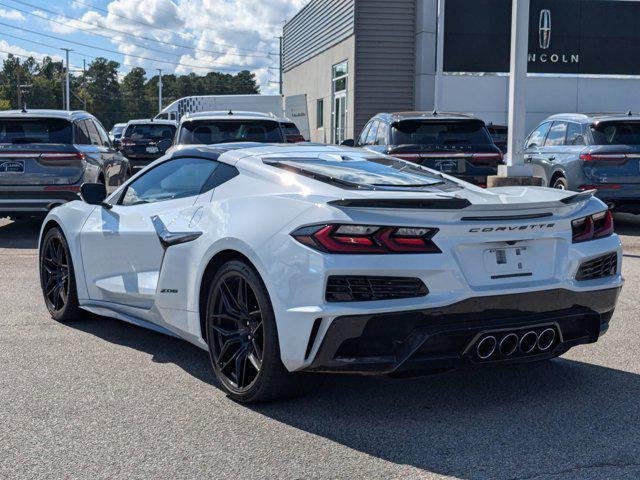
3;106;640;219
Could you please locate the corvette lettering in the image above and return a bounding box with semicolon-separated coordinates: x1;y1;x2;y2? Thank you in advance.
469;224;555;233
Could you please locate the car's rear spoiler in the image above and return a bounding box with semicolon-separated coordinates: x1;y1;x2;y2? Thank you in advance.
560;189;596;205
327;198;471;209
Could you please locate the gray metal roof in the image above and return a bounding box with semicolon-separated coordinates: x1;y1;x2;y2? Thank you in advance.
0;109;93;120
546;112;640;123
374;111;483;123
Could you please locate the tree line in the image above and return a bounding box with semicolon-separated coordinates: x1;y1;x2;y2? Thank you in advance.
0;55;260;129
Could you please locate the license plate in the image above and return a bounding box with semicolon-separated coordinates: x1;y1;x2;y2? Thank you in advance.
146;146;159;154
435;160;458;173
0;159;25;173
483;246;532;279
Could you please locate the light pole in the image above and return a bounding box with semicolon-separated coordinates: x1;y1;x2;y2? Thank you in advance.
61;48;72;111
157;69;163;114
488;0;540;187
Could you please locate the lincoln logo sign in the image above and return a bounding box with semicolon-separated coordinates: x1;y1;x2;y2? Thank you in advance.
539;9;551;49
528;8;579;65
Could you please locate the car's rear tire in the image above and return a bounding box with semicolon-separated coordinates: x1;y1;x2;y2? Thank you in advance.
39;227;83;322
552;176;569;190
205;259;317;403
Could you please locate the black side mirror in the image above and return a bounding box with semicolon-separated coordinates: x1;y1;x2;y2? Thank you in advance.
341;139;355;147
80;183;107;205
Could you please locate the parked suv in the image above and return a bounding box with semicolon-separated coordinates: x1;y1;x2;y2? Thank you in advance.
0;109;129;218
119;119;177;170
173;111;300;148
344;112;503;186
525;113;640;212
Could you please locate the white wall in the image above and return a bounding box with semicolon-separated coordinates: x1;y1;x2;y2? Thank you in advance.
434;74;640;132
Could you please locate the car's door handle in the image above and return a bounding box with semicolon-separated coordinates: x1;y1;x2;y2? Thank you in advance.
548;156;556;161
151;216;202;250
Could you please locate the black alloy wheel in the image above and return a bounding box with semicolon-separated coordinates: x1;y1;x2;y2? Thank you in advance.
205;260;318;403
553;176;568;190
208;269;265;392
39;228;82;321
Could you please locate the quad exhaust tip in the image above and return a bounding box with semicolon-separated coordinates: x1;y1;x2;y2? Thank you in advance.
537;328;556;351
476;335;497;360
499;333;519;357
519;331;539;354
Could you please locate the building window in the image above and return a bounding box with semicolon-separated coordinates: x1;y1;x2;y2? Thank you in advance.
331;61;348;144
316;99;324;128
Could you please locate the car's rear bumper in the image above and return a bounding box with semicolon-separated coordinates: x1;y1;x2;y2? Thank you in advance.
0;187;80;214
304;287;621;375
582;184;640;212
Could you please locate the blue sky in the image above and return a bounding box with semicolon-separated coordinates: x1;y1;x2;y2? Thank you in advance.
0;0;306;93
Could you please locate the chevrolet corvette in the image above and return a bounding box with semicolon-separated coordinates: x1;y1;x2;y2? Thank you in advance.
39;143;623;402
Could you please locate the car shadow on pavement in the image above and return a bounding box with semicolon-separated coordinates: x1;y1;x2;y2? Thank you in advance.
0;217;41;249
66;314;640;479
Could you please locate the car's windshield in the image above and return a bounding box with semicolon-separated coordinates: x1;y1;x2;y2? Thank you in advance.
392;120;492;147
591;122;640;145
264;153;458;190
178;119;283;145
0;118;72;144
124;123;176;141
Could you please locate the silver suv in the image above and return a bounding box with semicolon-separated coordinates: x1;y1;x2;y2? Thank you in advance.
525;113;640;213
0;109;129;219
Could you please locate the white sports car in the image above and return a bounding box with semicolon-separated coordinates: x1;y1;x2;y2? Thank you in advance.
39;143;623;402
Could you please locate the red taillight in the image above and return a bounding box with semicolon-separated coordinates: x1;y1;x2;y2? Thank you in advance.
578;184;622;190
39;152;85;161
572;210;614;243
580;153;627;162
44;185;81;192
291;224;441;254
471;153;503;161
286;135;306;143
120;138;135;146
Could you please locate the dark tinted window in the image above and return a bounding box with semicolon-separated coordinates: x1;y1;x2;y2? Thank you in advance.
525;122;551;149
178;120;283;145
74;121;91;145
84;120;102;146
93;120;111;147
124;123;176;141
121;157;220;206
281;122;300;136
265;154;449;190
0;118;72;144
391;120;492;146
544;122;567;147
566;123;586;146
591;122;640;145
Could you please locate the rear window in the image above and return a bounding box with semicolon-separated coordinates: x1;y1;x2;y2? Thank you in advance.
281;122;301;136
111;125;125;136
264;154;458;191
391;120;492;147
124;123;176;141
591;122;640;145
178;120;284;145
0;118;72;144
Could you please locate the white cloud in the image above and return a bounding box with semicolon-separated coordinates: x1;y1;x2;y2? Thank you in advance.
57;0;307;93
0;40;62;62
0;8;25;21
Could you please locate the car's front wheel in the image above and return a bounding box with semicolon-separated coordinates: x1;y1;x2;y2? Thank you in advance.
39;227;82;321
205;259;316;403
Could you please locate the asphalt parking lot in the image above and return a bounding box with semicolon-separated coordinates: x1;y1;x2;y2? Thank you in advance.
1;216;639;480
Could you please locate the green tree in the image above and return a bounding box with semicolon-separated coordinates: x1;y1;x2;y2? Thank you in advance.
121;67;149;120
85;57;122;129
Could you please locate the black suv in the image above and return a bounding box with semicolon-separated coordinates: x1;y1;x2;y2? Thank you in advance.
344;112;503;186
119;119;176;170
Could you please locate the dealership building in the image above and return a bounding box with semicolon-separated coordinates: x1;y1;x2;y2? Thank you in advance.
282;0;640;143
